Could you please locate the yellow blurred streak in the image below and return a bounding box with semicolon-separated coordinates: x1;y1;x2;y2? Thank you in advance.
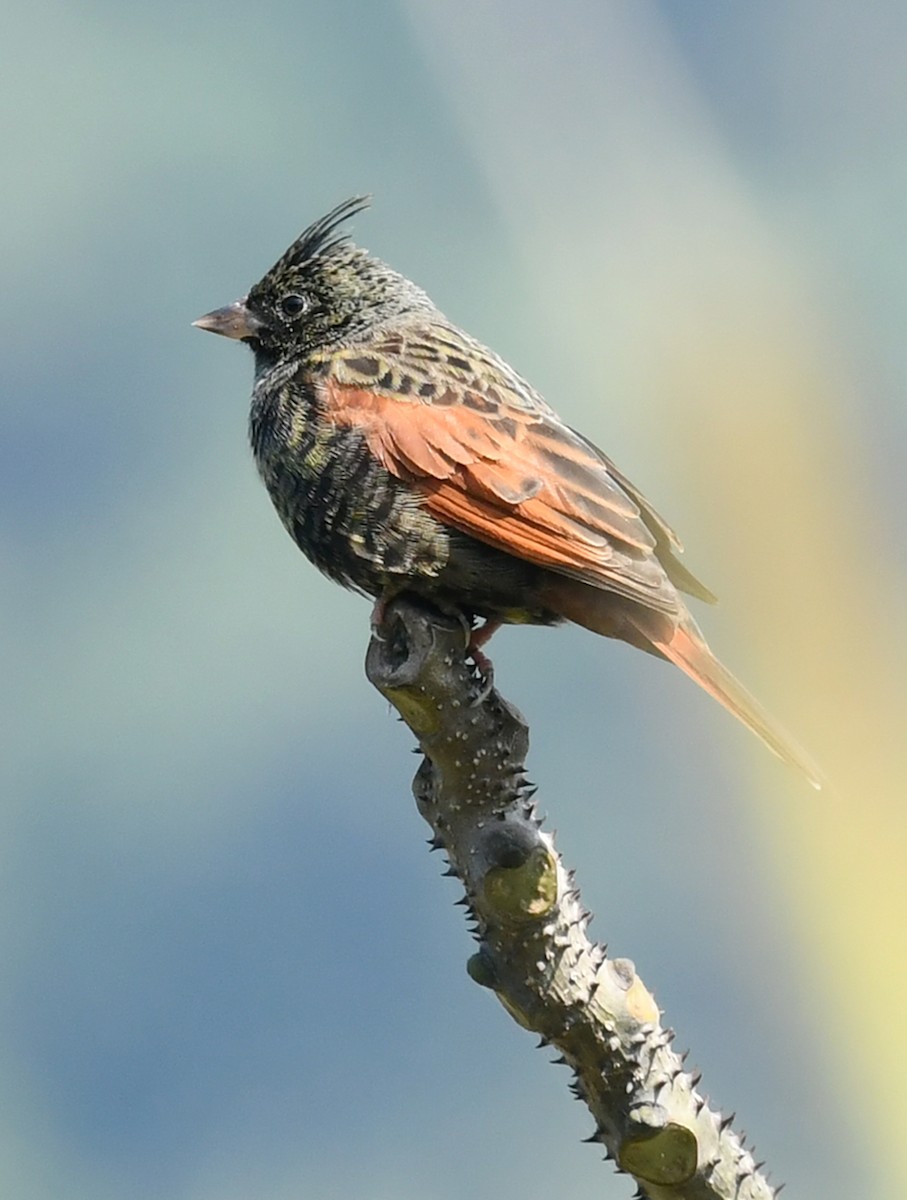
405;0;907;1191
659;316;907;1099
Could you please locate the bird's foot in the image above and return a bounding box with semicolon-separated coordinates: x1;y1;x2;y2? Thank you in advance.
466;618;501;704
373;597;498;702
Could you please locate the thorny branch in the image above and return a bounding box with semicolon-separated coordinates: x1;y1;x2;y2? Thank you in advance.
366;597;781;1200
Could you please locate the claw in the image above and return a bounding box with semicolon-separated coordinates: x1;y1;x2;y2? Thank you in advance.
468;648;495;704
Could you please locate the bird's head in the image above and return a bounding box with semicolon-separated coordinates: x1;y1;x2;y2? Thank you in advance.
194;196;434;366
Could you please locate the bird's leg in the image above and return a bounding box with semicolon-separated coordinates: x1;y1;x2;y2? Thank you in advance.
370;594;393;641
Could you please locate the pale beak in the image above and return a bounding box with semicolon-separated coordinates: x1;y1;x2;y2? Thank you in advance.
192;298;265;340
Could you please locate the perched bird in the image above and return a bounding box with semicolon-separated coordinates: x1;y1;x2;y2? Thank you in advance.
195;196;819;786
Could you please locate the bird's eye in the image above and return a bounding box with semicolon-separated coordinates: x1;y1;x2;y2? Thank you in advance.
280;293;309;317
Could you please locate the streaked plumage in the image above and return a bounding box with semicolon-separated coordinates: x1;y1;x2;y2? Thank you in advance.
195;196;820;786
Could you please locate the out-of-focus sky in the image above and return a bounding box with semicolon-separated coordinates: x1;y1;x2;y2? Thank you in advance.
3;2;905;1198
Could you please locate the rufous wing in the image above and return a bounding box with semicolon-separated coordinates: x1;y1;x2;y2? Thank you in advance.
316;342;690;614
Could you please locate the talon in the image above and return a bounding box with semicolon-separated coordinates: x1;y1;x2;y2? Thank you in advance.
454;608;472;646
468;649;495;704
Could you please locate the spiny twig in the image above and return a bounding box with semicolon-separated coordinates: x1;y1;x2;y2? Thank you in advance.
366;597;780;1200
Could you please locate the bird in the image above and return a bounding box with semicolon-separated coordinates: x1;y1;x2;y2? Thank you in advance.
194;195;820;787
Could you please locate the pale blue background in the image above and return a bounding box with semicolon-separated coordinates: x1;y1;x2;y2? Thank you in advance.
3;3;903;1198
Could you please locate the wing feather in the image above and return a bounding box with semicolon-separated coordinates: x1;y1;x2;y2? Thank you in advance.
313;328;712;612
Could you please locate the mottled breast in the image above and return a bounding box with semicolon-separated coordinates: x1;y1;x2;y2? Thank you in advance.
249;365;451;596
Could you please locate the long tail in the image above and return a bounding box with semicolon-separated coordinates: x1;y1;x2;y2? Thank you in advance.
545;581;822;788
648;619;822;788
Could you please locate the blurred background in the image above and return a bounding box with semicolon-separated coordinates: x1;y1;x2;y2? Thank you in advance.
2;1;905;1197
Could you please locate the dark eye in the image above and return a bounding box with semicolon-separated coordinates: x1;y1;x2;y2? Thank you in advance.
279;293;309;317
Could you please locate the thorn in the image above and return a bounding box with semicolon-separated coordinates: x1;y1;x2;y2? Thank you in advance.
719;1111;736;1132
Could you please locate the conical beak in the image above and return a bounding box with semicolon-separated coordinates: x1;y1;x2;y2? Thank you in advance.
192;299;265;340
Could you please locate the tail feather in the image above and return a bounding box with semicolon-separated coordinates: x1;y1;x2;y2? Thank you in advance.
543;578;821;788
649;620;822;789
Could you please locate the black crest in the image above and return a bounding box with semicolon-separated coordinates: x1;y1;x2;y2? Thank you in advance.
274;195;372;273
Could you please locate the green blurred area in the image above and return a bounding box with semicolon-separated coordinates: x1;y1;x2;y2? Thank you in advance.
2;3;904;1198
